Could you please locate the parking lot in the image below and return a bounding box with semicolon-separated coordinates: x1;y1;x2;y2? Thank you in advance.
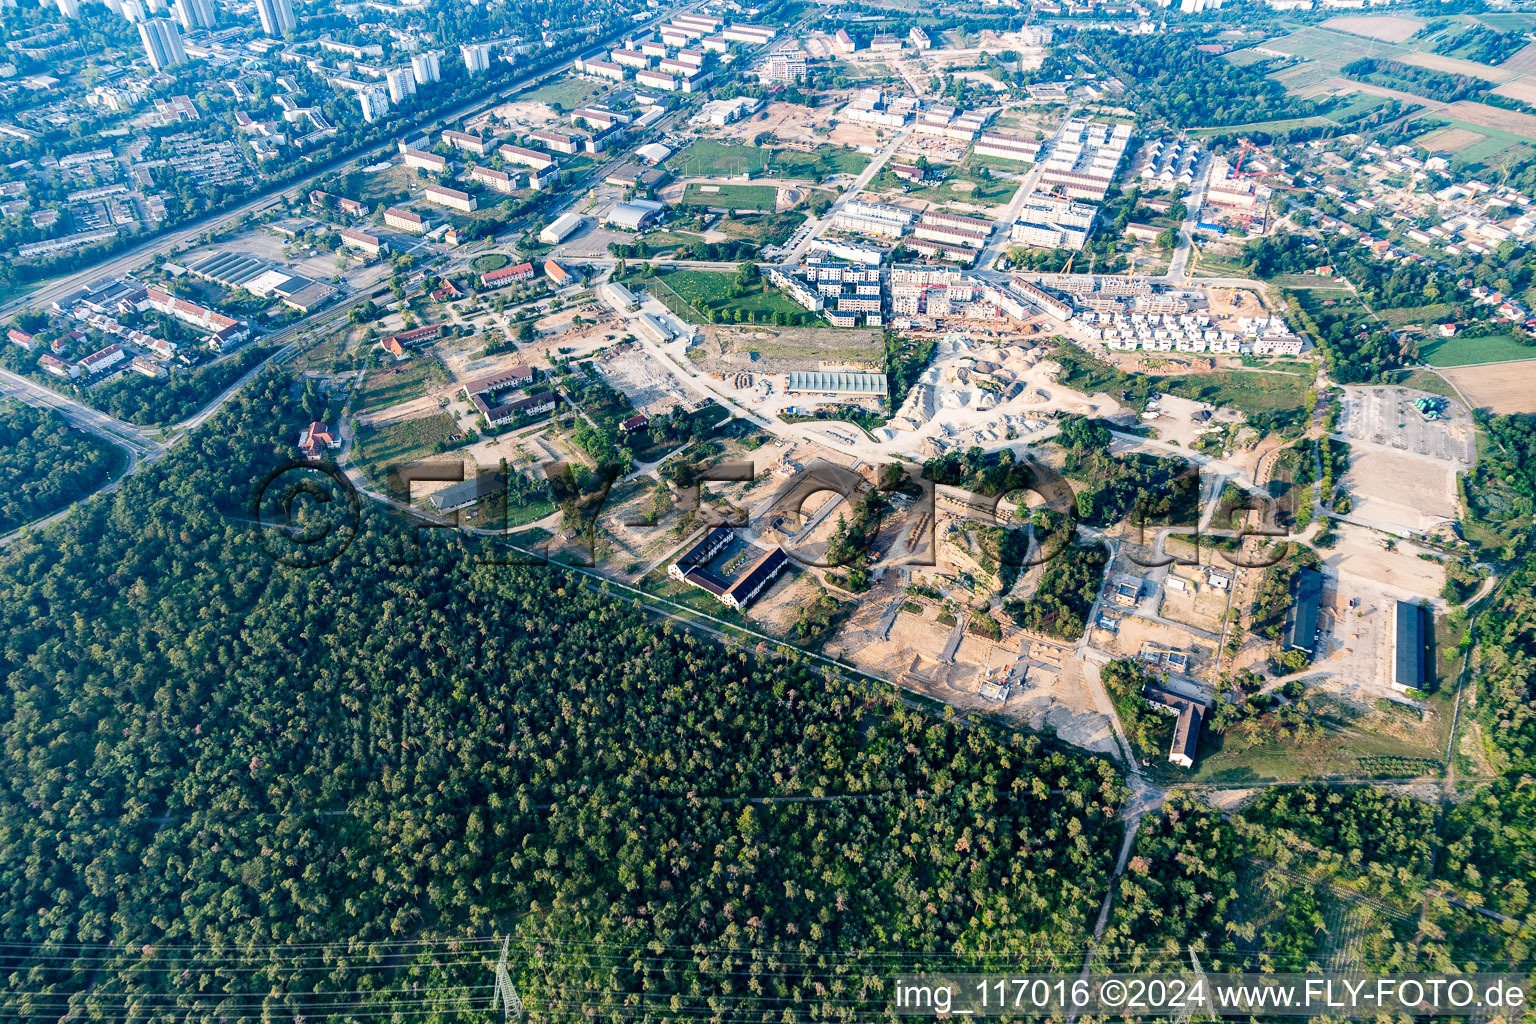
1335;386;1474;465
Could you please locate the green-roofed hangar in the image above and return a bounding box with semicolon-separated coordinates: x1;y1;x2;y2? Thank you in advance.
784;371;888;396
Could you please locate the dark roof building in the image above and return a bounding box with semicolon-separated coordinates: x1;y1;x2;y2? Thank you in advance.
681;546;789;611
1283;568;1323;655
429;472;506;513
668;526;734;580
1393;600;1428;693
1142;684;1205;769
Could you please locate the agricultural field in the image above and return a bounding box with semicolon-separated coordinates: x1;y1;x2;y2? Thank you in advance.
1321;14;1425;43
1439;358;1536;412
1418;332;1536;367
1397;50;1517;83
1490;78;1536;104
1259;26;1408;69
1412;117;1535;166
678;183;781;212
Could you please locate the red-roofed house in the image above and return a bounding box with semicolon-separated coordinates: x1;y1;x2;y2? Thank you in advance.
382;324;445;349
298;422;341;457
7;328;36;350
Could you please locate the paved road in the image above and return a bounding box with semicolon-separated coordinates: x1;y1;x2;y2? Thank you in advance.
978;159;1048;272
1165;156;1214;282
782;129;912;264
0;368;160;453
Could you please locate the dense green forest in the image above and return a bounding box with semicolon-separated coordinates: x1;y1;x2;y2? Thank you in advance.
0;403;122;534
0;372;1127;1021
1099;786;1536;972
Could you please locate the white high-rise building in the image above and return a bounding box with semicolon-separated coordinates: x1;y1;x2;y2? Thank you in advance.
385;67;415;104
121;0;147;20
56;0;81;18
144;0;167;12
138;18;187;71
411;50;441;85
255;0;294;37
358;88;390;123
461;42;491;75
172;0;214;30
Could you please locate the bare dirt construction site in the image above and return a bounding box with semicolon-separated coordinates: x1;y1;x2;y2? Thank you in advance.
831;591;1124;758
479;99;569;132
1321;14;1424;41
1340;447;1460;534
712;102;884;150
1208;287;1267;318
1319;523;1447;597
593;342;690;417
1439;358;1536;413
689;324;884;375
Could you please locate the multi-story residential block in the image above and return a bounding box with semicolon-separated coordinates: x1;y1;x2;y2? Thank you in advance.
832;200;913;237
138;18;186;71
442;129;489;155
635;69;677;92
341;228;385;256
422;184;477;212
254;0;293;36
469;164;519;194
384;207;426;233
401;146;448;173
411;51;442;85
497;144;554;171
461;42;492;74
386;67;416;104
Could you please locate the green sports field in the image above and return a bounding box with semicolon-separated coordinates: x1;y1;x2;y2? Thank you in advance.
678;183;779;211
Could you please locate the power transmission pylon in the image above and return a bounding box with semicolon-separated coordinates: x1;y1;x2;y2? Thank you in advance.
491;935;523;1021
1172;947;1207;1024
